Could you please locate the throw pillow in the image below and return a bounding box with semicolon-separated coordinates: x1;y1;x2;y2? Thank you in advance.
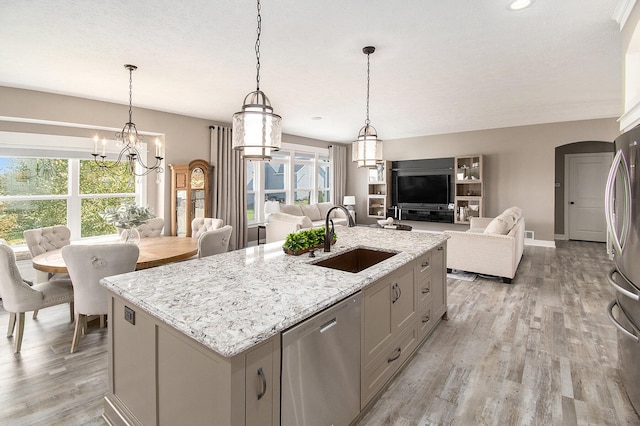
483;215;511;235
300;204;322;221
270;212;313;228
280;204;303;216
503;206;522;221
316;202;335;219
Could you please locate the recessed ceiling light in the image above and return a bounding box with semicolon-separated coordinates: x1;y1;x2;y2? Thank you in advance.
311;116;323;120
508;0;533;11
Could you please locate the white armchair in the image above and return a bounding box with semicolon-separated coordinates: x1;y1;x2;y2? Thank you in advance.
191;218;224;239
0;240;74;353
198;225;233;258
62;244;139;353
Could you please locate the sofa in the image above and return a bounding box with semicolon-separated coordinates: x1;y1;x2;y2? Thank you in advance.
443;207;525;283
265;202;348;244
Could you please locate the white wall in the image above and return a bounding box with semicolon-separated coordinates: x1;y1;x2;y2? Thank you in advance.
346;118;620;241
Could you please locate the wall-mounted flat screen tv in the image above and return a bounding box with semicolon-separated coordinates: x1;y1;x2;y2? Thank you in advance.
396;174;449;205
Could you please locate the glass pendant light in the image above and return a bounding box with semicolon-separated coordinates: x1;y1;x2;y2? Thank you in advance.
232;0;282;161
352;46;383;168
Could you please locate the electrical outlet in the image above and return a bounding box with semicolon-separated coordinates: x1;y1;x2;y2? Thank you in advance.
124;306;135;325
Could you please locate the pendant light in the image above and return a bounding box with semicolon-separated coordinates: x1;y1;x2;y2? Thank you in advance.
352;46;383;168
232;0;282;161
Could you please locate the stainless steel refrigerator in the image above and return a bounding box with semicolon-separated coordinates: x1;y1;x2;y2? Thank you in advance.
606;125;640;415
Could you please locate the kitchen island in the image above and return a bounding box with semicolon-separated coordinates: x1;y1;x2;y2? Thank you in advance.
101;226;448;425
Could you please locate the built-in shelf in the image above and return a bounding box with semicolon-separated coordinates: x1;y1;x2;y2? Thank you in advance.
454;155;484;224
367;161;391;219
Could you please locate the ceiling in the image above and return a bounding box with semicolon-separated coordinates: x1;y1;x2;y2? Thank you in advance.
0;0;623;143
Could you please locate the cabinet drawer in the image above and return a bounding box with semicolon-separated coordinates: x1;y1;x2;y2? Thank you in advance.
417;303;435;342
416;273;432;307
414;252;432;282
361;325;418;408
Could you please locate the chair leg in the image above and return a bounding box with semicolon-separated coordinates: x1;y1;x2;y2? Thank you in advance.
15;312;25;353
7;312;16;337
70;314;86;353
32;309;39;319
69;302;74;323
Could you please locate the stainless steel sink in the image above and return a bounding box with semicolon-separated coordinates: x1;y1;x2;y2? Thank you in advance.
312;248;397;273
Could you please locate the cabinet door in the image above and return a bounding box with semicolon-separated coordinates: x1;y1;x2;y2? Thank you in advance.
363;276;393;368
246;337;280;426
390;267;415;333
431;244;447;319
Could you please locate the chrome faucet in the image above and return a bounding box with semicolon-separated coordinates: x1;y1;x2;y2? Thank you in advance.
324;205;356;252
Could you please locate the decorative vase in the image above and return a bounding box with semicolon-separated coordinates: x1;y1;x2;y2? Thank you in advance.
119;227;141;245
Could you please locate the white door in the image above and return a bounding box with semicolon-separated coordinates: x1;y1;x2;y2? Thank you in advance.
567;153;613;242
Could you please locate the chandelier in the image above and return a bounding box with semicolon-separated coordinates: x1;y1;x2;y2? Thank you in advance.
352;46;383;168
92;64;164;176
232;0;282;161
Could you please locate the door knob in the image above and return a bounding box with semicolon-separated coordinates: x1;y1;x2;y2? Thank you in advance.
570;201;575;205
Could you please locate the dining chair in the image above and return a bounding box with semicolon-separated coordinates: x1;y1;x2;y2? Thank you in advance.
23;225;71;283
0;240;74;353
134;217;165;238
198;225;233;258
191;218;223;239
62;244;139;353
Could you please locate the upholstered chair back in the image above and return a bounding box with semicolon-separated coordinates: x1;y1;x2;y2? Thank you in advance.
62;244;138;316
23;225;71;257
0;241;43;313
192;218;224;239
136;217;165;238
198;225;233;258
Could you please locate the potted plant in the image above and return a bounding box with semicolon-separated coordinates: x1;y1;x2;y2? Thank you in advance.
100;201;155;244
282;227;337;255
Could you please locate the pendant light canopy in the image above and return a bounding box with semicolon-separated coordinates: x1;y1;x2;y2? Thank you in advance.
352;46;383;168
232;0;282;161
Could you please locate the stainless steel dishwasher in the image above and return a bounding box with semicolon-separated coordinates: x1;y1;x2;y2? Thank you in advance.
281;292;362;426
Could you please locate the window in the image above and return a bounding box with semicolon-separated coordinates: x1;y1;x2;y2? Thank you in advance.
0;132;148;245
246;144;331;224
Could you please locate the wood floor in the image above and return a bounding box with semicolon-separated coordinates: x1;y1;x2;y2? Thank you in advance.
1;241;638;425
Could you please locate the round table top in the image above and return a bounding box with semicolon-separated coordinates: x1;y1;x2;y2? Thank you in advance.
31;236;199;273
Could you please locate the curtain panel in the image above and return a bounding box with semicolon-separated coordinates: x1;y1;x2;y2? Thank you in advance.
210;125;247;250
330;144;347;205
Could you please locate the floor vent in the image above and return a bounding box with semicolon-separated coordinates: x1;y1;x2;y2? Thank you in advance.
525;230;535;239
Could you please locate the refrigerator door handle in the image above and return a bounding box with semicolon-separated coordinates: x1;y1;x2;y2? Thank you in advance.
608;268;640;302
604;149;631;256
608;300;640;343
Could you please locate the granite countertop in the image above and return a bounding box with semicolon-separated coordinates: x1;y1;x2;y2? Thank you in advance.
100;226;448;358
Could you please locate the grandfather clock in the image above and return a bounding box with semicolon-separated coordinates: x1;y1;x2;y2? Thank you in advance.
170;159;213;237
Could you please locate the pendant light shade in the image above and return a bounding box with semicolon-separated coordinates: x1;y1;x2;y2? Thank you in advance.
232;90;282;160
352;46;383;168
232;0;282;161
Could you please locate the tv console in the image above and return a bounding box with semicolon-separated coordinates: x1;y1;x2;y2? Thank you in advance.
388;206;454;223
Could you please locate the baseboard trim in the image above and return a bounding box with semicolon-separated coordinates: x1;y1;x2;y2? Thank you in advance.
525;239;556;248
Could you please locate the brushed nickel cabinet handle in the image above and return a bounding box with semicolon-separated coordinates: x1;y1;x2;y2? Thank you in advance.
421;261;430;268
422;315;430;323
257;368;267;400
422;287;430;294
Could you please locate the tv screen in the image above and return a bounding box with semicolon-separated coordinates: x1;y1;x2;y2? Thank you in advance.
397;174;449;205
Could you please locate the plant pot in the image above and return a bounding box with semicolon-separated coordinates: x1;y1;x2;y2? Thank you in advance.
119;227;141;245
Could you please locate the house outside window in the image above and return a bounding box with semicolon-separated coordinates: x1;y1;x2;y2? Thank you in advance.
246;144;331;224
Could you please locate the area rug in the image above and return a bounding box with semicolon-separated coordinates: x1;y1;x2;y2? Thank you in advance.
447;270;477;281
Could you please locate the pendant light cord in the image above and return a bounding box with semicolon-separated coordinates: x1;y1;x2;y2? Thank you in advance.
365;51;371;126
255;0;262;91
128;66;133;123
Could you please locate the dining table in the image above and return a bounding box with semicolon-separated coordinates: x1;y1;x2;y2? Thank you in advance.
31;236;199;274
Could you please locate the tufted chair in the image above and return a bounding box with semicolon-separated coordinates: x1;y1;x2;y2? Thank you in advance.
24;225;71;284
191;218;223;239
197;225;233;258
62;244;139;353
0;240;74;353
134;217;165;238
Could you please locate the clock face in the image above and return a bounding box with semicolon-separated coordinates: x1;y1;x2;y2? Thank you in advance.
191;167;205;189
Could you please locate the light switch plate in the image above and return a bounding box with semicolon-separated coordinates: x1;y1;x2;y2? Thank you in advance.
124;306;135;325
